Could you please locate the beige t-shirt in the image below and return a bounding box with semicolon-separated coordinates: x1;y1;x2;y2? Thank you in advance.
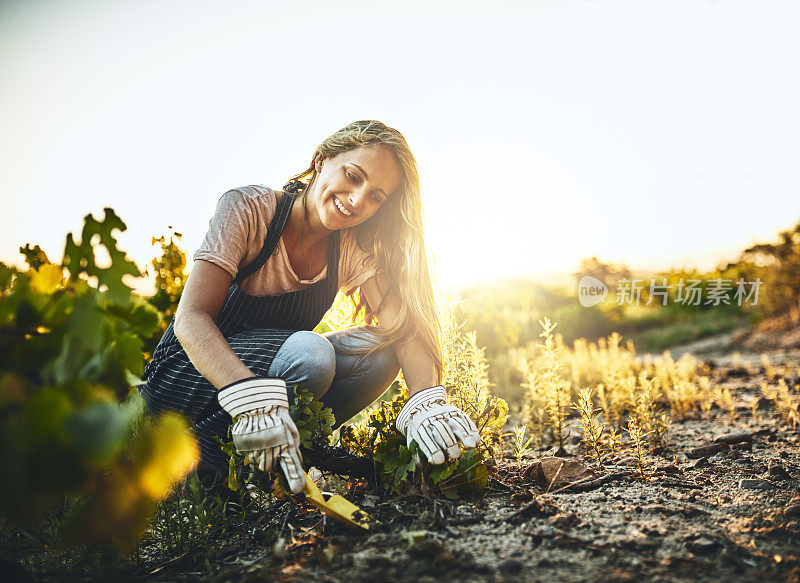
193;185;378;295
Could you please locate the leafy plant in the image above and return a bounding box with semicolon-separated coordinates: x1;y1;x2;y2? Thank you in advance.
289;387;336;449
340;393;417;491
340;392;489;498
0;209;197;549
634;371;670;449
440;296;509;459
510;426;535;468
144;227;187;354
573;387;607;469
524;317;571;454
624;416;650;478
519;321;722;460
218;385;336;493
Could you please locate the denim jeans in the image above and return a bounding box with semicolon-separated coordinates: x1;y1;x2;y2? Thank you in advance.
266;327;400;428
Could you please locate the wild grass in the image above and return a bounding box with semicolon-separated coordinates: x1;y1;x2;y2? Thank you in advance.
437;296;509;460
517;318;735;470
625;416;651;478
510;426;535;468
573;387;607;470
521;317;572;454
761;379;800;429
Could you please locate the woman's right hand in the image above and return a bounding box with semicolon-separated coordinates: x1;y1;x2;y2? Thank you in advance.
217;376;305;494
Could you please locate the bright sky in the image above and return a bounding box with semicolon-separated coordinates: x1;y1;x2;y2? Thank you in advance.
1;0;798;294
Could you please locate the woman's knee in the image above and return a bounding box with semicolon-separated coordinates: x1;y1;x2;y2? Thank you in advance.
324;327;400;379
269;331;336;397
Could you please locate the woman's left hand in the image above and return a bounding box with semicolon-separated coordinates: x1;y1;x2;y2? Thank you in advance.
395;385;481;464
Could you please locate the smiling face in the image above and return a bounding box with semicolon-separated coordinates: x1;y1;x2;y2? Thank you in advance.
309;144;403;231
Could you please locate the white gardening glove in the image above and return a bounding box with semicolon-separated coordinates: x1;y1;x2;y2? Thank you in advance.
217;377;305;494
395;385;481;465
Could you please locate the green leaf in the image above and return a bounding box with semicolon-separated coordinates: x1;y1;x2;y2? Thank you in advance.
113;331;145;376
19;244;50;270
49;334;83;386
427;458;456;484
63;401;128;463
289;386;335;449
67;295;106;352
108;296;161;338
62;208;142;305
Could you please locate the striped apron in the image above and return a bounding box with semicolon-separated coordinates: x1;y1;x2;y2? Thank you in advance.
140;187;341;469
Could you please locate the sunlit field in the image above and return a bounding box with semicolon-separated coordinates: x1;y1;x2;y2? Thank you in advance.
3;1;800;581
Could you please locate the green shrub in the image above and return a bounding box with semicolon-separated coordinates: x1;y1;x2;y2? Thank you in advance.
0;209;198;550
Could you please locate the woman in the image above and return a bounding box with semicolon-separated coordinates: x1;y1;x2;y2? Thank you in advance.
140;120;480;494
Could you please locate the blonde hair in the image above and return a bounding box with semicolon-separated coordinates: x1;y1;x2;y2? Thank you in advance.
286;120;442;383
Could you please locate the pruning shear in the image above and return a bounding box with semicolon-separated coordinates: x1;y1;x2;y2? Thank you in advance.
293;471;379;531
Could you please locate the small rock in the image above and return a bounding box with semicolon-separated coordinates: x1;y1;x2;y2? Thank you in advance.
687;537;720;555
693;457;709;469
756;396;772;410
714;432;753;445
657;464;682;474
687;443;729;459
740;479;774;490
733;442;753;451
522;457;597;488
768;462;792;480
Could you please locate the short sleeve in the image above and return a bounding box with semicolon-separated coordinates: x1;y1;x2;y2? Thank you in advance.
192;189;258;278
338;231;379;293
